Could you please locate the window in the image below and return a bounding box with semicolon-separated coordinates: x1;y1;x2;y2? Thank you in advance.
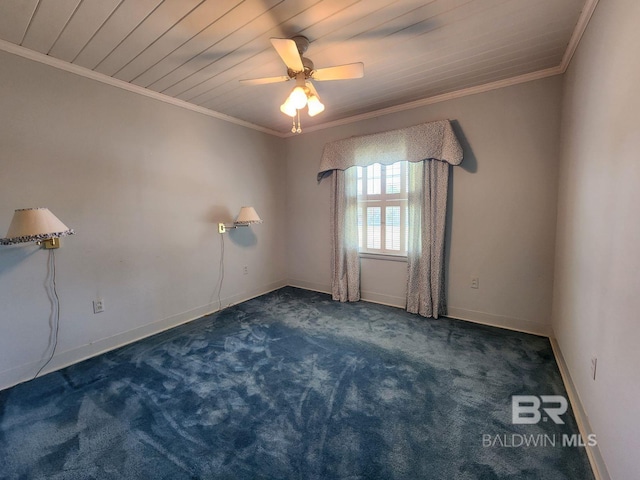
356;162;408;255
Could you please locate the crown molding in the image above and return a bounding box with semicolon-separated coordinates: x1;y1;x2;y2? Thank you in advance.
560;0;600;72
0;39;286;138
290;66;564;137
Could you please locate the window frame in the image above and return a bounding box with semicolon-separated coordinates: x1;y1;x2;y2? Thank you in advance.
356;161;408;257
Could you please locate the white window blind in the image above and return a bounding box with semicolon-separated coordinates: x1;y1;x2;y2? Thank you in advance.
356;162;408;256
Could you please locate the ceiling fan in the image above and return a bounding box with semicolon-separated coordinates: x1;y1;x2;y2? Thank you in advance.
240;36;364;133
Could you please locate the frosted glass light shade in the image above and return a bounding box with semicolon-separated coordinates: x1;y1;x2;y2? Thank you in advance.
280;98;297;117
289;86;308;109
235;207;262;225
307;95;325;117
1;208;74;245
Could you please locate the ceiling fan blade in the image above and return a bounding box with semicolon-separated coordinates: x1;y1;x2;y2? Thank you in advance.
270;38;304;72
312;63;364;81
239;75;290;86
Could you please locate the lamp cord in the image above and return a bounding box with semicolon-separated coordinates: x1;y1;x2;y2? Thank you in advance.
33;249;60;380
216;232;225;312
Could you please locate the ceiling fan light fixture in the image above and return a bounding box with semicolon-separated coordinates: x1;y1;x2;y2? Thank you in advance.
242;36;364;132
289;86;308;109
307;94;325;117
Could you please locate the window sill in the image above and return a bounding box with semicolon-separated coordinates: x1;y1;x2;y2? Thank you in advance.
359;252;407;263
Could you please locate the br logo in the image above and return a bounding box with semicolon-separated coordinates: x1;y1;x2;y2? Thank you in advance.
512;395;568;424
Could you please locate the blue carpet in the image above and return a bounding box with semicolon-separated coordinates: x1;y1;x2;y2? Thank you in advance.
0;287;594;479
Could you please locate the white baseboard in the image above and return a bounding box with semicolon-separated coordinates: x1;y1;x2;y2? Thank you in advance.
360;290;405;308
288;282;551;335
447;306;552;337
287;279;331;295
287;279;405;308
549;337;610;480
0;279;287;392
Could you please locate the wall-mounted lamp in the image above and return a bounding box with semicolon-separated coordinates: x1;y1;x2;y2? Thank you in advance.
1;207;74;379
0;208;74;249
218;206;263;234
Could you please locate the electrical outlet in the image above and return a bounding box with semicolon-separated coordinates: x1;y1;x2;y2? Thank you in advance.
93;299;105;314
471;277;479;289
243;266;248;275
591;357;597;381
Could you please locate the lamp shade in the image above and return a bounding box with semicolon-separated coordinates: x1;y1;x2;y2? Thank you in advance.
1;208;74;245
235;207;262;225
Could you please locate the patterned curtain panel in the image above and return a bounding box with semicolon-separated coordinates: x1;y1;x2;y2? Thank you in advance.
320;119;463;307
330;168;360;302
407;160;450;318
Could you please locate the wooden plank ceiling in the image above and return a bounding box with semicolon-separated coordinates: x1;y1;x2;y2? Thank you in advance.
0;0;587;135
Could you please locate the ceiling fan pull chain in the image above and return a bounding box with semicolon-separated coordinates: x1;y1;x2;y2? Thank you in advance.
291;109;302;134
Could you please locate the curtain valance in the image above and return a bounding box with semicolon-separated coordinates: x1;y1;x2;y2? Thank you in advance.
318;119;463;180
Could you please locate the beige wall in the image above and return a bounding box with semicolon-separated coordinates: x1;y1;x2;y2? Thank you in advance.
285;76;563;335
0;51;287;389
553;0;640;478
